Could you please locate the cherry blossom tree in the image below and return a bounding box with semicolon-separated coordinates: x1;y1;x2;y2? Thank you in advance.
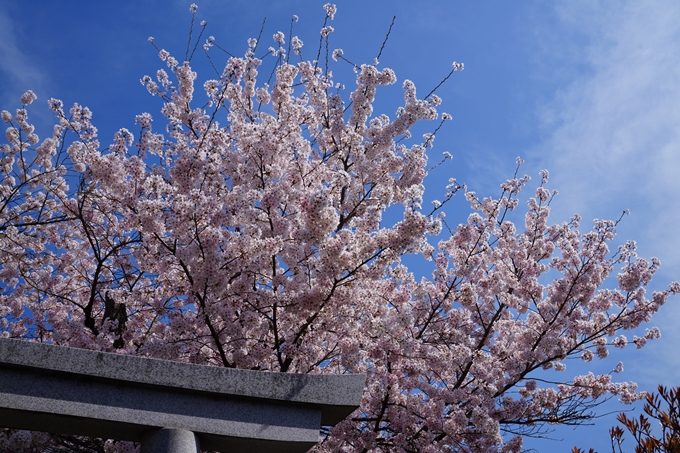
0;4;677;453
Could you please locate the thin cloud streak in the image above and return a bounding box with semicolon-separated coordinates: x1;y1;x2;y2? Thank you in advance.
0;8;47;108
531;0;680;394
536;0;680;275
522;8;680;451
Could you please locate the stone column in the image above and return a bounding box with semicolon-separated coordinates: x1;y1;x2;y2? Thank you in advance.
140;428;200;453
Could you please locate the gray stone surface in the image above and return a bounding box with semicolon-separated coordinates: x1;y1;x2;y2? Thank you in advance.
140;429;200;453
0;338;364;424
0;338;365;453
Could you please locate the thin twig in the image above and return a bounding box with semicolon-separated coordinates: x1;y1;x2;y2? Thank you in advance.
254;17;266;53
188;22;207;62
325;33;330;77
315;14;329;70
376;16;396;63
212;42;235;58
286;16;296;64
203;48;221;77
185;8;197;61
424;64;462;100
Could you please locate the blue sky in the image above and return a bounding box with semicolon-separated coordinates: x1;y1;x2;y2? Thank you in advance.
2;1;680;451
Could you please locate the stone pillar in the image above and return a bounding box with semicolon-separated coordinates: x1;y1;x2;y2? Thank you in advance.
140;428;200;453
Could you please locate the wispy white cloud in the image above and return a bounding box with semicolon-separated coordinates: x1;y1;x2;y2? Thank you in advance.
522;6;680;449
0;7;47;108
535;0;680;274
530;0;680;395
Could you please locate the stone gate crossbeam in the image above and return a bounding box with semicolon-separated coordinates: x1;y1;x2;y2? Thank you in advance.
0;338;365;453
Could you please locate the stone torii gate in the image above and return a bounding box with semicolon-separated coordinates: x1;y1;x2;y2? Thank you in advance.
0;338;365;453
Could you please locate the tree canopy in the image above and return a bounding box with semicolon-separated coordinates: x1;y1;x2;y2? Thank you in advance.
0;4;676;452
